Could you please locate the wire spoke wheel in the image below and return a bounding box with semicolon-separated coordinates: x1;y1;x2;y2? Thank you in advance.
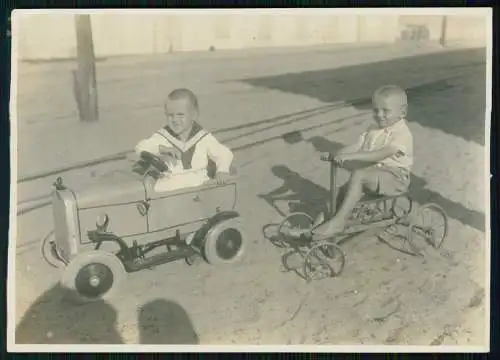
378;223;422;257
262;223;285;248
407;203;448;253
278;212;314;246
303;241;346;282
391;195;413;219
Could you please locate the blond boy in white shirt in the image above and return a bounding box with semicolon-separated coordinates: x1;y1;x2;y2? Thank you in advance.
135;88;234;192
286;85;413;239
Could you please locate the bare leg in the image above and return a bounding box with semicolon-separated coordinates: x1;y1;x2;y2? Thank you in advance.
312;169;366;239
281;169;367;239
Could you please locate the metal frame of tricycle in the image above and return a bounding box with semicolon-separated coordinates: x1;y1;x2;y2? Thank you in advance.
277;156;449;282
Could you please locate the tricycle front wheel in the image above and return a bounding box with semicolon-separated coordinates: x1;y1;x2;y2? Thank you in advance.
303;241;346;282
277;212;314;246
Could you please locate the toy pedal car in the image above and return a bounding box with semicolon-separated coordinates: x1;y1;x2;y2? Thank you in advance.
42;151;245;303
275;154;449;282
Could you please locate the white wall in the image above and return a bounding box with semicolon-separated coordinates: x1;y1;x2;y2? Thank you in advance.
15;13;487;61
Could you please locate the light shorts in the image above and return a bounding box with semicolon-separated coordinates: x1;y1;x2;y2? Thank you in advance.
362;165;411;196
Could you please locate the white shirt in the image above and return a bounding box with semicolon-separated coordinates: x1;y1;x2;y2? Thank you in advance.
352;119;413;170
135;122;234;192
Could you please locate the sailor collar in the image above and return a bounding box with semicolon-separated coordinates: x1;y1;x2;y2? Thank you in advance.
156;122;208;153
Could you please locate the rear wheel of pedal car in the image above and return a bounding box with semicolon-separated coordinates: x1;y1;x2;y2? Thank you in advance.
204;218;245;265
61;250;126;304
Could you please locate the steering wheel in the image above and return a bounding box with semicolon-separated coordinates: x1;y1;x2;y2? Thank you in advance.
140;151;169;173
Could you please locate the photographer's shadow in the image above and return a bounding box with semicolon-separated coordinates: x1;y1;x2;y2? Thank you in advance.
15;284;123;344
138;299;199;345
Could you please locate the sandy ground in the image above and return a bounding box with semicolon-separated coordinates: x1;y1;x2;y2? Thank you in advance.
12;43;489;348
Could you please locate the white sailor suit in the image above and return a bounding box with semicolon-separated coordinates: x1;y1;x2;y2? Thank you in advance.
135;122;234;192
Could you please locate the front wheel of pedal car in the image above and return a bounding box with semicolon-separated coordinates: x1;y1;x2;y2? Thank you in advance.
203;218;245;265
60;250;126;304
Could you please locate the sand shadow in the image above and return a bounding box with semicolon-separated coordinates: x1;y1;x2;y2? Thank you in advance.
257;137;346;221
239;48;487;146
138;299;199;345
15;284;123;344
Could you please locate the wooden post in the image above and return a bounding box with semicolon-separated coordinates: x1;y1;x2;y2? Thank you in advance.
439;15;448;47
329;160;337;219
74;14;98;122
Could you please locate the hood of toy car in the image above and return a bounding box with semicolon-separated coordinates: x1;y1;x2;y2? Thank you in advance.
74;169;146;210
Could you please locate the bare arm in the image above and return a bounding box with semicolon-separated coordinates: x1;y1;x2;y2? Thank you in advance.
335;132;366;155
135;133;170;156
206;134;234;173
338;142;363;155
341;145;401;164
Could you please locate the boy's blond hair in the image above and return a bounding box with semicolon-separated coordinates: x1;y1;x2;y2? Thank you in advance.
167;88;199;111
373;85;408;106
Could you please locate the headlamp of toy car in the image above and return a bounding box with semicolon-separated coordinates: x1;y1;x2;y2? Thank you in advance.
96;213;109;232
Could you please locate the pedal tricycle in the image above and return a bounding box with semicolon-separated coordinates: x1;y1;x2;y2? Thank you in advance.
42;151;245;303
274;154;449;282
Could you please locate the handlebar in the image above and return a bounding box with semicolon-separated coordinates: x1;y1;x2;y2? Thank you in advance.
320;153;335;162
319;152;337;217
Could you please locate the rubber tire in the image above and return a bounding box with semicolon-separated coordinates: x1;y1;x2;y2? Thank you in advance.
60;251;126;304
204;218;245;265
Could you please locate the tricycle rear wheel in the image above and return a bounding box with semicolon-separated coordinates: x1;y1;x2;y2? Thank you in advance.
407;203;448;254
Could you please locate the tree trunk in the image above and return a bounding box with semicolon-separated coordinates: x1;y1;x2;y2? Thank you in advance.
74;14;98;122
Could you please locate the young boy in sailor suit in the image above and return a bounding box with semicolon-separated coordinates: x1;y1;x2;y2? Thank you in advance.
135;88;234;192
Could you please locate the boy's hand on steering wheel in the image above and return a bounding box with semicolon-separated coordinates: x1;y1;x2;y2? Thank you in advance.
204;172;232;186
214;172;232;185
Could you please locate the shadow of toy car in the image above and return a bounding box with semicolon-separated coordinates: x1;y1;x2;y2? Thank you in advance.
44;151;245;303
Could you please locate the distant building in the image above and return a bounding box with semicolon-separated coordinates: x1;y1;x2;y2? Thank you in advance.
16;12;488;61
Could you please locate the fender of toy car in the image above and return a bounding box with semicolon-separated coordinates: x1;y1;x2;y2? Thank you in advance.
189;210;240;249
75;169;147;210
206;210;240;228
